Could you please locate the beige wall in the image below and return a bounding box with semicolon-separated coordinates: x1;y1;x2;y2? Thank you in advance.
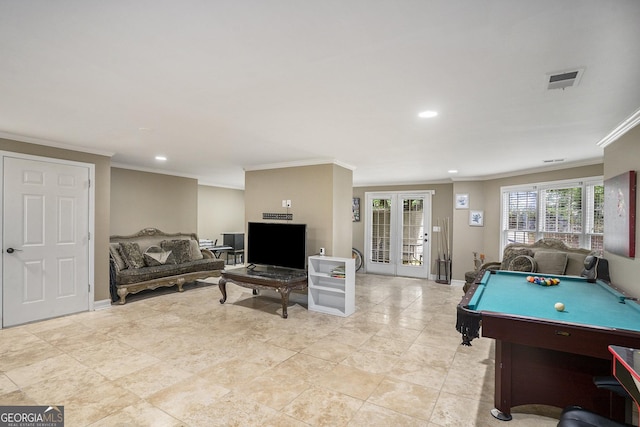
245;164;353;262
452;181;487;275
352;183;453;273
110;168;198;236
603;124;640;295
197;185;245;242
332;165;355;257
0;138;112;301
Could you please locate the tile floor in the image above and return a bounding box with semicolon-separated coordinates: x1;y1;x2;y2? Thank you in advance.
0;273;560;426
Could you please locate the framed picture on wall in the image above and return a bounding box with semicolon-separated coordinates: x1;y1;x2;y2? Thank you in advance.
455;193;469;209
352;197;360;222
604;170;637;258
469;210;484;227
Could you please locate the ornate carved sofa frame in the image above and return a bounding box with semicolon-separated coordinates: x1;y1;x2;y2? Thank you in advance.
109;228;225;304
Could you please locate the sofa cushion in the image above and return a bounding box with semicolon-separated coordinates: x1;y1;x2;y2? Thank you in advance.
565;252;588;276
119;242;145;269
189;239;204;260
109;243;127;271
143;245;176;267
534;251;568;275
161;239;191;264
115;258;224;286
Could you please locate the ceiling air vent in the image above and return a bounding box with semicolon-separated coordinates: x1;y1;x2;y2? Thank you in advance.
547;68;584;90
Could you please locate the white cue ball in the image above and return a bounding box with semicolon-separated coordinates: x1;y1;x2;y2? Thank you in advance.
554;302;565;312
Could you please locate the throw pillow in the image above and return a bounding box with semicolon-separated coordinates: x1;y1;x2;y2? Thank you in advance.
118;242;145;269
161;239;191;264
189;239;204;260
508;255;537;272
565;252;589;276
533;251;568;275
500;248;535;270
143;245;175;267
109;243;127;270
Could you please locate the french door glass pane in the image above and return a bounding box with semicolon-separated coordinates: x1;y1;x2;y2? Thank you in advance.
402;198;424;265
371;198;391;264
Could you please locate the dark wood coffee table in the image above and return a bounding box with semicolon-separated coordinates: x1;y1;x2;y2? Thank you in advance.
218;266;308;318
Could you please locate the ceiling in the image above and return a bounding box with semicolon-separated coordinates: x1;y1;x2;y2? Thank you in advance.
1;1;639;189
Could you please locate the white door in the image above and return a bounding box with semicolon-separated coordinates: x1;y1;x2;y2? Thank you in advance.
2;156;90;327
365;191;432;278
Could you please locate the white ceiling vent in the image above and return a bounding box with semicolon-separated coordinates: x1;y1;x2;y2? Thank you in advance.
547;68;584;90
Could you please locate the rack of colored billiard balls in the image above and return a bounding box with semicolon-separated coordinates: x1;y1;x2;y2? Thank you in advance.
526;275;561;286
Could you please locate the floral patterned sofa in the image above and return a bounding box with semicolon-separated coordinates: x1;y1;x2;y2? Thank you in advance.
109;228;224;304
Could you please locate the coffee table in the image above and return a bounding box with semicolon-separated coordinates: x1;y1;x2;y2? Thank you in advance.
218;266;308;318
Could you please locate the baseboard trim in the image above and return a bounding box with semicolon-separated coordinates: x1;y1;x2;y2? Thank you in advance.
93;299;112;310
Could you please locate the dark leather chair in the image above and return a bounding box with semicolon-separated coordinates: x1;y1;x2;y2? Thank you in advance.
558;377;633;427
556;406;634;427
593;376;630;399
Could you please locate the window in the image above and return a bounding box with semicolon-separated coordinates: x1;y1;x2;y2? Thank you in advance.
501;177;603;252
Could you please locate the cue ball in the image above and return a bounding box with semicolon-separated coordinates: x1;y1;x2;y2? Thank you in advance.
554;302;565;312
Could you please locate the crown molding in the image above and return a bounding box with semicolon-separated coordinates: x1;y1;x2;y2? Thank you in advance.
596;107;640;148
244;158;356;172
111;162;244;189
0;131;114;157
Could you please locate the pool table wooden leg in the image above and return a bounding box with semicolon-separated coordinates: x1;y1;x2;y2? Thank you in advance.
493;340;513;421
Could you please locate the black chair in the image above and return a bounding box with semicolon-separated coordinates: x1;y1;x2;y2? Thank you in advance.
594;376;630;399
557;377;634;427
556;406;634;427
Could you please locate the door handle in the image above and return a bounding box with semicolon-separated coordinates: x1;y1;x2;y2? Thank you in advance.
5;248;22;254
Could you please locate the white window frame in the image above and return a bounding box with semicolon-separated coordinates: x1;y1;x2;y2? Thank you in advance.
500;176;603;255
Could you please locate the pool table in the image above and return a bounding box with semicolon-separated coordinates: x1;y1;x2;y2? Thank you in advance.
457;269;640;422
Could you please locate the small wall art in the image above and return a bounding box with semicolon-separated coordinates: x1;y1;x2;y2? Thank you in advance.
455;193;469;209
469;210;484;227
352;197;360;222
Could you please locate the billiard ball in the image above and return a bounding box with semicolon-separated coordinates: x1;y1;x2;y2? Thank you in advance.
554;302;565;312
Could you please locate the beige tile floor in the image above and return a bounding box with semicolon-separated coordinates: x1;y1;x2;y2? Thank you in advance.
0;273;560;427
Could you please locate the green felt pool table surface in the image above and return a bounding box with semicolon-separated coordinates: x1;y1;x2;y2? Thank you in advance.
469;270;640;332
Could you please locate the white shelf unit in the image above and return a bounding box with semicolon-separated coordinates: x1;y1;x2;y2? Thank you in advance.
308;255;355;317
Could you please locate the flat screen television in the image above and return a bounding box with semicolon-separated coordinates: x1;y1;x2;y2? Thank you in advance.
247;222;307;270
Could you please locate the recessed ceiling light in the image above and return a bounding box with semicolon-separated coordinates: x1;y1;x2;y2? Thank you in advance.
448;169;458;174
418;110;438;118
155;155;167;161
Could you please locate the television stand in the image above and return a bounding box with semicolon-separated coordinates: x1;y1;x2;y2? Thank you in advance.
218;266;308;318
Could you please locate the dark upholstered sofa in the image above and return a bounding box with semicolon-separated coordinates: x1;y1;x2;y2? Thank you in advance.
109;228;224;304
463;238;595;293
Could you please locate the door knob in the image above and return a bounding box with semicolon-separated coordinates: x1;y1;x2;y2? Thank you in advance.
5;248;22;254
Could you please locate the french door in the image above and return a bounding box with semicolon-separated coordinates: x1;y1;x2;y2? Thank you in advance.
364;191;432;278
